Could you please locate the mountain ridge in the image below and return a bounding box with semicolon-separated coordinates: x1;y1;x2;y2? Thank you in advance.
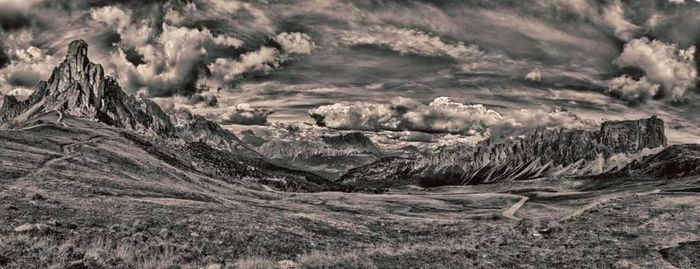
340;116;677;188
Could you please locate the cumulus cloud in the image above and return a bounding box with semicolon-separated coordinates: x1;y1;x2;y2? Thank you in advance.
274;32;314;54
90;6;131;34
209;32;314;81
217;103;273;125
6;87;33;98
401;97;504;135
309;97;595;137
615;37;697;100
309;101;401;132
90;5;246;97
607;75;660;105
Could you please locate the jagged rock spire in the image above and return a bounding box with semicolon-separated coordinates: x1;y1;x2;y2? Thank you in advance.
43;39;106;114
0;40;173;135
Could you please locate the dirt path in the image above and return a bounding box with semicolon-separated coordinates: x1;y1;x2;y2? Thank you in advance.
502;196;529;220
16;135;103;181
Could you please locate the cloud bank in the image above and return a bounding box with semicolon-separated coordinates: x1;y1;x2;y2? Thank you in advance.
309;97;595;137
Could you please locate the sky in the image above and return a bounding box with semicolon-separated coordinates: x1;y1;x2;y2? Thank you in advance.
1;0;699;144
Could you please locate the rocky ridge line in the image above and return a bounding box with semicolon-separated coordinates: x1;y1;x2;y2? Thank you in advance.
341;116;669;187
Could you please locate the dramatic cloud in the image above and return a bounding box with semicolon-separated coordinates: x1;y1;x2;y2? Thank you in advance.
90;5;247;97
1;0;699;144
0;45;57;94
607;75;660;105
218;103;273;125
615;38;697;100
309;101;400;132
400;97;504;135
309;97;594;137
209;32;314;81
274;32;314;54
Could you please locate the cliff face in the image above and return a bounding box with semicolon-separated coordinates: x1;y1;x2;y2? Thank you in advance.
340;116;668;187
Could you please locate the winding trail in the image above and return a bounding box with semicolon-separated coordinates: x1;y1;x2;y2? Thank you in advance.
16;135;103;181
502;196;529;220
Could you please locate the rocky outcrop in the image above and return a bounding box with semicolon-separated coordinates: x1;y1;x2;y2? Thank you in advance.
0;40;174;136
340;116;669;187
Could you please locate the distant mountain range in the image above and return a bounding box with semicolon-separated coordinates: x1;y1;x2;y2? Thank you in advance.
340;116;699;188
1;40;698;192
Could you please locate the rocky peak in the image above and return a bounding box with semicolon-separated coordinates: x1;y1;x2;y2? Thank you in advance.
599;116;666;157
44;39;106;115
0;40;173;135
0;40;259;156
